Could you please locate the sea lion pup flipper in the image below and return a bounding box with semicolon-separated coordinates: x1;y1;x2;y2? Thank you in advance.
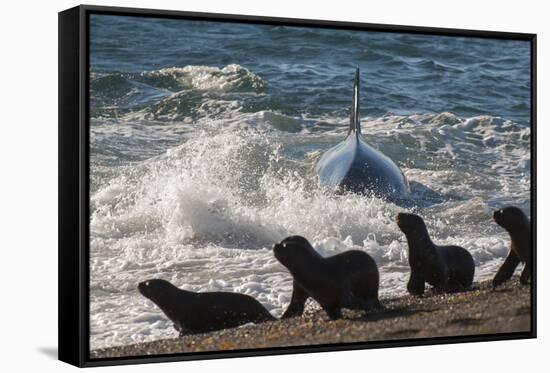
520;260;531;285
493;250;521;287
321;303;343;320
407;270;426;296
282;281;310;318
345;292;384;311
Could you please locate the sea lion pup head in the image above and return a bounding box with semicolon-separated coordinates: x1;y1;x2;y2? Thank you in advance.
396;213;429;238
493;206;528;230
273;235;321;271
138;279;180;304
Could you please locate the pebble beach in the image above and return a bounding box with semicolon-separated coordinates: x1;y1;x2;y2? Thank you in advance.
91;278;531;359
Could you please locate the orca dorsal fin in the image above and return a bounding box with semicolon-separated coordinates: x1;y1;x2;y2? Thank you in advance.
349;67;361;135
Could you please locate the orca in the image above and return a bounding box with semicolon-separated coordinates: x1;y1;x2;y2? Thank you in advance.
315;67;410;201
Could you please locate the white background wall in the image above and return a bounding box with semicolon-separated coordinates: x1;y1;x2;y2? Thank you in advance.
0;0;547;371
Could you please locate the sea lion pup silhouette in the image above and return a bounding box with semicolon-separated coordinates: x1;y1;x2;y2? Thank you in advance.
138;279;275;336
396;213;475;296
273;235;381;320
492;206;531;287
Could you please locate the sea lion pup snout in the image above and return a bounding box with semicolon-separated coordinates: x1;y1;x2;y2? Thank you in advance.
139;278;168;292
273;235;319;268
137;278;275;336
272;241;286;260
492;206;531;287
138;279;174;302
274;235;380;320
138;280;150;294
493;206;528;229
396;212;427;235
396;212;475;296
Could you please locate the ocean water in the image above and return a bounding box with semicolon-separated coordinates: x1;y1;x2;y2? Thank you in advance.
88;15;531;349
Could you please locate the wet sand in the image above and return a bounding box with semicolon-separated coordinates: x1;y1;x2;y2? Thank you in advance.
91;278;531;359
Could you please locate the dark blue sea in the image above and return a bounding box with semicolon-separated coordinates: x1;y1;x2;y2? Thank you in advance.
88;15;531;349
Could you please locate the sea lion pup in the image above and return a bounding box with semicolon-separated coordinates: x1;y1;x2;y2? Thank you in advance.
396;213;475;296
273;235;380;320
492;206;531;287
138;279;275;336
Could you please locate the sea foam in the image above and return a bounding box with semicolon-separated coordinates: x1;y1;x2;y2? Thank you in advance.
89;107;529;349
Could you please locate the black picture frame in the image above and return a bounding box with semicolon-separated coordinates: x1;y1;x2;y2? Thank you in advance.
59;4;537;368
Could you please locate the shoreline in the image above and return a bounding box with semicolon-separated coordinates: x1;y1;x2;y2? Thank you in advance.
91;278;531;359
